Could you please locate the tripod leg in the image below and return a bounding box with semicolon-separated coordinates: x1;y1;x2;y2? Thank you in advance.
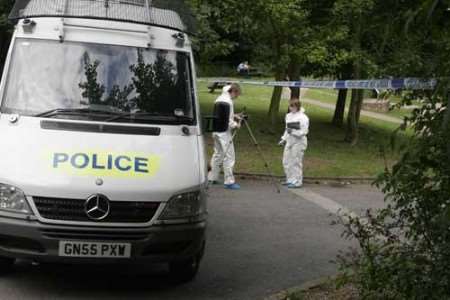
242;120;281;193
223;130;238;157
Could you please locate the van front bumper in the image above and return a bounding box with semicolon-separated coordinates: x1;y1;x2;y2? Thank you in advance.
0;216;206;264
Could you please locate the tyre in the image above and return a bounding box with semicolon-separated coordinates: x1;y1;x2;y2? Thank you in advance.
169;256;200;284
169;241;205;284
0;257;15;276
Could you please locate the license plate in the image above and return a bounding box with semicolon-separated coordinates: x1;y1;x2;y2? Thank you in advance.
58;241;131;258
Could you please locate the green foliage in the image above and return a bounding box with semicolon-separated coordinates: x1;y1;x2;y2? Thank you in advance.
249;0;310;73
187;0;254;63
188;0;313;74
0;0;14;32
0;0;14;76
337;41;450;300
104;84;134;111
79;53;134;110
130;50;177;113
338;94;450;299
79;53;106;105
335;2;450;298
79;50;178;112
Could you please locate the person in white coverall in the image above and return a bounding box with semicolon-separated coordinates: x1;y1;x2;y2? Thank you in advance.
279;98;309;188
208;84;242;190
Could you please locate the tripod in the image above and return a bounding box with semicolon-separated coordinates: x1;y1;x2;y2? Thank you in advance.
223;116;281;193
241;118;281;193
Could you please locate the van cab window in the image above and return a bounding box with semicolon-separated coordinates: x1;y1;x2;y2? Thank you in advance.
1;39;195;125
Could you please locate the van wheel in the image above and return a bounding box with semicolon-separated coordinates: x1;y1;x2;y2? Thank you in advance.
0;257;15;276
169;256;200;284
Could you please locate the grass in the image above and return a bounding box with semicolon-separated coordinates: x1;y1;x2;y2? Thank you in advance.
304;89;413;120
198;81;411;178
305;89;339;104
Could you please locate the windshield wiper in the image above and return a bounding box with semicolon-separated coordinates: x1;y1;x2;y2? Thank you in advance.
105;112;194;124
35;108;123;118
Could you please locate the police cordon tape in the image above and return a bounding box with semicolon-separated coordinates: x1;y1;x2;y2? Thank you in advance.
200;78;437;90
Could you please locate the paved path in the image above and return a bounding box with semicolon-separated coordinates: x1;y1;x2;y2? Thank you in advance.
0;181;385;300
302;98;403;124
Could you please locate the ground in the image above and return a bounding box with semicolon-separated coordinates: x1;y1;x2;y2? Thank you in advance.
198;80;411;178
0;180;385;300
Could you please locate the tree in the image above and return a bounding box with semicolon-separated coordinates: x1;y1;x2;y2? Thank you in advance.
338;1;450;297
130;49;182;113
188;0;314;128
331;0;377;144
151;51;178;113
79;53;106;105
187;0;255;65
249;1;311;128
0;0;14;77
302;0;411;143
293;0;352;128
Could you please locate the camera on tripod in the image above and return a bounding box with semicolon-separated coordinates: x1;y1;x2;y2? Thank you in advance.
235;107;249;122
235;112;249;122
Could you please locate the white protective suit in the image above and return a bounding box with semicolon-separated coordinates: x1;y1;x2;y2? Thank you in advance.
208;86;240;185
281;108;309;186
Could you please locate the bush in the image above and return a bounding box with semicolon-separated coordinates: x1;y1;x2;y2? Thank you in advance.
337;90;450;299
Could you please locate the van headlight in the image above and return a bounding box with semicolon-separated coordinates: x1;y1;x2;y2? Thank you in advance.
159;191;206;220
0;183;32;214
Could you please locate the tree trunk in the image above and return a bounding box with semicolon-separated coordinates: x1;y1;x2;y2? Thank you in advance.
345;89;364;145
290;86;300;99
345;89;361;145
268;72;285;129
344;12;363;145
287;61;301;99
332;88;348;127
355;89;364;123
268;86;283;128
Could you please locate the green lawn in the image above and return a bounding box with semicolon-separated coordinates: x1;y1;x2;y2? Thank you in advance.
198;82;411;178
305;89;413;120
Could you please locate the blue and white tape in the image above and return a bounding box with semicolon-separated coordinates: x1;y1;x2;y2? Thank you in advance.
201;78;437;90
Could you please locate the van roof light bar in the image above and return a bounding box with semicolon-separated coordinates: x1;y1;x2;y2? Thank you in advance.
9;0;195;33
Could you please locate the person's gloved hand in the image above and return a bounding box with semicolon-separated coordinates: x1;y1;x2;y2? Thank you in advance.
278;140;286;146
235;113;244;121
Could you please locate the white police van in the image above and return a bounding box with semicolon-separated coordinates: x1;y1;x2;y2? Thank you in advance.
0;0;207;282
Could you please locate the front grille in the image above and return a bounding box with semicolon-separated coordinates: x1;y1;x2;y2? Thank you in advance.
40;228;149;241
33;197;160;223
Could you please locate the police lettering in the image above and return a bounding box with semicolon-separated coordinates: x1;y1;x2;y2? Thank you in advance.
53;153;149;173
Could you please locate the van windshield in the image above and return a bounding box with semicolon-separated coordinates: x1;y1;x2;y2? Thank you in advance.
1;38;195;125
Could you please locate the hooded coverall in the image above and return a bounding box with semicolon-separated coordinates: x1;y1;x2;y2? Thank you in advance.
208;86;239;185
281;108;309;187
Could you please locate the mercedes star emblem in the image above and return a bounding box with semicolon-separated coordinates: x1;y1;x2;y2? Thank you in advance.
84;194;110;221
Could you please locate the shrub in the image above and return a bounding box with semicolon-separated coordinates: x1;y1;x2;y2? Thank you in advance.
337;89;450;299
